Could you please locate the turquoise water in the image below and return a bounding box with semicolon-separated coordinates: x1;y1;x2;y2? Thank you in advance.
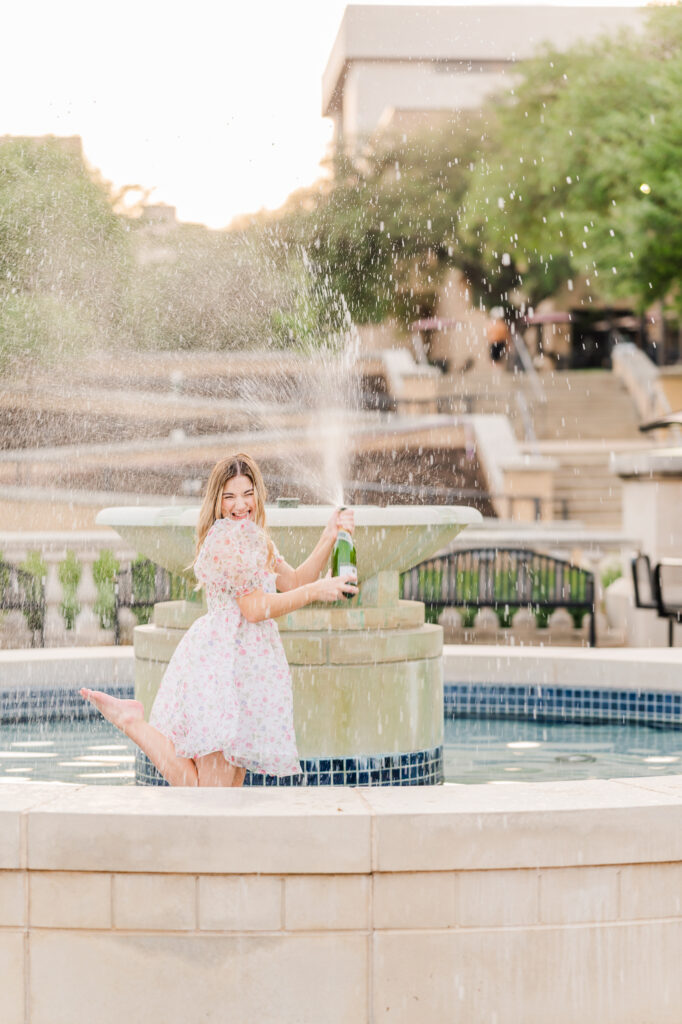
444;716;682;784
2;716;682;786
0;719;137;785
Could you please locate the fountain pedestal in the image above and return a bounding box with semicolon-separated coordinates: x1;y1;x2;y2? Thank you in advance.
134;573;443;786
96;504;481;786
613;447;682;561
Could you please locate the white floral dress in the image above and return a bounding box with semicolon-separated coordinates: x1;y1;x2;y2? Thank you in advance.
149;518;301;777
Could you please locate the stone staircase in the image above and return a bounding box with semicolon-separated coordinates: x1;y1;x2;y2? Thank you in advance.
441;368;646;527
532;370;642;442
441;368;642;442
520;440;644;528
521;372;645;527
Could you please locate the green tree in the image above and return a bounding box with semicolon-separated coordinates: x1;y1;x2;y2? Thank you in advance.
92;549;120;630
0;137;130;370
130;557;156;625
276;116;486;328
19;551;47;636
124;219;297;351
461;6;682;316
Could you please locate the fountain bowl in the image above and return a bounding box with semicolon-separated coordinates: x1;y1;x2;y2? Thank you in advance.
95;504;483;582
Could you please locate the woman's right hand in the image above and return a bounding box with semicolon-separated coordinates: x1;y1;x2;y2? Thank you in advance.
311;574;358;604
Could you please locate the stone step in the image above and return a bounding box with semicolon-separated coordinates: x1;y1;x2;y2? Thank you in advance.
552;461;622;474
553;488;621;504
556;507;622;517
555;490;621;499
553;475;622;489
553;468;620;479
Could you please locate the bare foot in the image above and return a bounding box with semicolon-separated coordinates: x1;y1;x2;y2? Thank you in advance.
80;688;145;731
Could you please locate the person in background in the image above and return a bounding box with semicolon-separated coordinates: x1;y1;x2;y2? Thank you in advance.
487;308;511;367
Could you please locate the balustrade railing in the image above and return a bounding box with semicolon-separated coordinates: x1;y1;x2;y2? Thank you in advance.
113;561;193;644
1;533;615;648
401;547;596;645
0;561;45;647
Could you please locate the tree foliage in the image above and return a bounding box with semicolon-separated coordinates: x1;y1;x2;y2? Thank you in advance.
2;6;681;370
269;7;682;324
0;137;130;369
462;6;682;315
123;221;296;350
278;117;486;327
0;139;306;369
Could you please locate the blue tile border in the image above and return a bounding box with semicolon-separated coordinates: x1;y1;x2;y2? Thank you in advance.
444;683;682;727
135;746;444;788
0;686;134;725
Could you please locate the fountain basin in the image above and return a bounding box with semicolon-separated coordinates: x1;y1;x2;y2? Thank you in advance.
95;504;482;583
5;646;682;1021
5;777;682;1024
96;504;481;786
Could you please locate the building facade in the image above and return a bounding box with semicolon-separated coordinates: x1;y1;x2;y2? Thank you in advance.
323;5;645;153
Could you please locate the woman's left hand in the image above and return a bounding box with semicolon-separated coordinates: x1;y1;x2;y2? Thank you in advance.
324;507;355;542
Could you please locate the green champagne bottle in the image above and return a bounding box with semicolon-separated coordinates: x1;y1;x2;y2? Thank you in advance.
331;528;357;600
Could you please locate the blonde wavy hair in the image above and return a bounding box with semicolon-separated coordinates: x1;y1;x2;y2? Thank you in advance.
194;453;276;570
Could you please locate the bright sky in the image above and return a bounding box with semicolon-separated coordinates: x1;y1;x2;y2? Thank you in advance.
2;0;647;228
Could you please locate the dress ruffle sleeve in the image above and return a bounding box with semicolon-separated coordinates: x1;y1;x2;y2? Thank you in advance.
195;519;269;598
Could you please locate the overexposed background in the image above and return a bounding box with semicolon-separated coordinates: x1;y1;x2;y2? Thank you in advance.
1;0;646;226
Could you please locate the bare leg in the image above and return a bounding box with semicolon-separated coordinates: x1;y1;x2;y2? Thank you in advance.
80;689;198;787
195;751;246;788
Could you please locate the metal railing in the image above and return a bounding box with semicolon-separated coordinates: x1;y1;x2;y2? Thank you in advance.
0;561;45;647
114;560;193;645
401;547;596;645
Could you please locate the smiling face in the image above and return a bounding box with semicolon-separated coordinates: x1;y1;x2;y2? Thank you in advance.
220;474;257;522
197;453;268;559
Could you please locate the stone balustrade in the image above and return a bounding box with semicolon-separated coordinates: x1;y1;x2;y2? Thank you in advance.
1;529;629;649
0;531;137;648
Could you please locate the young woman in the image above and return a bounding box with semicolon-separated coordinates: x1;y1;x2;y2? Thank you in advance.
81;452;356;787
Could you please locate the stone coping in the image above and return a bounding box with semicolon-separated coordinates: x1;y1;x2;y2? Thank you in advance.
0;646;134;690
3;643;682;693
3;778;682;874
612;445;682;477
2;646;682;882
443;643;682;692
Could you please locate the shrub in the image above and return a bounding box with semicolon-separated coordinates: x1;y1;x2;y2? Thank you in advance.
58;551;81;630
93;549;120;630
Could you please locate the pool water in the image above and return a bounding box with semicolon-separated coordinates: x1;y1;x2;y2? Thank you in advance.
2;716;682;786
444;716;682;784
0;719;137;785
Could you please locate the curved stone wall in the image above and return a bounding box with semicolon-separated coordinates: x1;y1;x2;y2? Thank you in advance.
4;779;682;1024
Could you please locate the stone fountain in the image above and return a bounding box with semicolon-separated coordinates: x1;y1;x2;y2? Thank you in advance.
96;503;481;785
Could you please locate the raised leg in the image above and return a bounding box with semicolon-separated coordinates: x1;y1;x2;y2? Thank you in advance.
80;689;199;787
